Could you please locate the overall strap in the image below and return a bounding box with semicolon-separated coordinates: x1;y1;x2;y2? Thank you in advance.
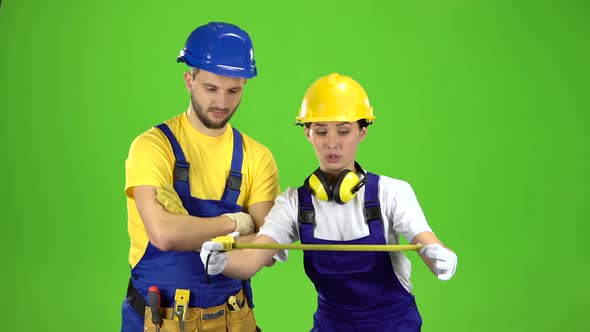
155;123;190;197
297;186;316;243
221;127;244;204
364;173;383;234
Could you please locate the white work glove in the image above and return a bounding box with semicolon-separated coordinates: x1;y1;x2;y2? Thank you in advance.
420;243;457;281
200;232;239;275
222;212;255;236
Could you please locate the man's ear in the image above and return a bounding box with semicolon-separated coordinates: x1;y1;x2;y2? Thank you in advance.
184;72;193;91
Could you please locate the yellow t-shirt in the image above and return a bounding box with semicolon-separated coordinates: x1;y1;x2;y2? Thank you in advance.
125;113;280;267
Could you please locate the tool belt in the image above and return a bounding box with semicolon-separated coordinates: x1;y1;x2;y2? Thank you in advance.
144;288;256;332
127;280;258;332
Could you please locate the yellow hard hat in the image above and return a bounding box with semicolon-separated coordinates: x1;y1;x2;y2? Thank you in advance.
296;73;375;125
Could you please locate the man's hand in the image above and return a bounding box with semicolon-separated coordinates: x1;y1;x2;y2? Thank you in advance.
222;212;255;236
156;183;188;215
200;232;239;275
420;244;457;281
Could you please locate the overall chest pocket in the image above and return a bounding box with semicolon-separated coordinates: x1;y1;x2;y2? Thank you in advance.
308;250;378;275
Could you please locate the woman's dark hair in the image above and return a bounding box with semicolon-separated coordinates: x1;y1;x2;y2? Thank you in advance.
304;120;370;129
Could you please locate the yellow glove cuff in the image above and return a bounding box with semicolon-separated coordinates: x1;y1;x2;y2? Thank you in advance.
156;183;189;215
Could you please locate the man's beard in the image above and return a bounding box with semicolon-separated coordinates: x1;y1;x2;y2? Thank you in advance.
191;94;240;129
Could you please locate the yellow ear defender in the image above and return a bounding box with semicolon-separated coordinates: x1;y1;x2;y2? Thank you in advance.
304;162;367;204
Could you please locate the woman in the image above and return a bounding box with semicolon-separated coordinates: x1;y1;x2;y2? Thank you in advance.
200;73;458;332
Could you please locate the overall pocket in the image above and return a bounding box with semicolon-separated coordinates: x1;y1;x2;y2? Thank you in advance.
311;250;377;275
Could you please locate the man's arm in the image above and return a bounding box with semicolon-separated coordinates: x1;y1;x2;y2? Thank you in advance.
135;185;237;251
236;200;275;243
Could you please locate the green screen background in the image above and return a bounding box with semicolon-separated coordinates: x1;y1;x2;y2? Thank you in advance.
1;0;588;331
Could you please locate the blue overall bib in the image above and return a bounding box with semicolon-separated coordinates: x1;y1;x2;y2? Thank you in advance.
121;124;253;331
298;173;422;332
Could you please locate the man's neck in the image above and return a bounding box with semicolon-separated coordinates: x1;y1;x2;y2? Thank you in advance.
186;107;226;137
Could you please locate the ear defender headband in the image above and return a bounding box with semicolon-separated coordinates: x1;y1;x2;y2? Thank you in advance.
304;162;367;204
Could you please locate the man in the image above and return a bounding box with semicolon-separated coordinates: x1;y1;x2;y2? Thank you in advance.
200;73;457;331
121;22;280;332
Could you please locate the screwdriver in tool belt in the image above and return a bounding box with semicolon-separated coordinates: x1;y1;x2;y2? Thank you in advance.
148;286;162;332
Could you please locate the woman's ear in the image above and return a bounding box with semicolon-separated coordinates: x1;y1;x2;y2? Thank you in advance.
359;126;368;142
304;126;312;142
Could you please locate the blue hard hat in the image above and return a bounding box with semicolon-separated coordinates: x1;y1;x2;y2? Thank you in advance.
177;22;257;79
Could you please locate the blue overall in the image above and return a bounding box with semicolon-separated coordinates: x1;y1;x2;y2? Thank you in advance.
121;124;253;331
298;173;422;332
